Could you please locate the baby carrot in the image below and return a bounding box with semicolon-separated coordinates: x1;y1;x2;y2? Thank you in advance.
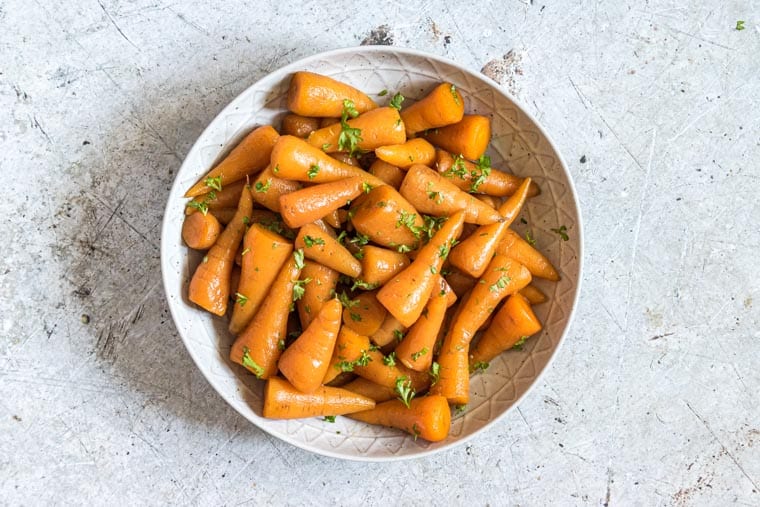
519;284;548;305
370;314;406;347
400;82;464;136
250;165;302;213
428;335;471;405
368;159;405;188
448;177;532;277
443;268;477;298
296;260;339;329
375;138;436;169
278;298;342;393
436;150;540;197
341;377;396;402
228;225;293;335
307;107;406;153
185;125;279;197
422;115;491;160
376;211;465;327
270;135;385;187
349;185;425;250
359;245;410;286
182;211;221;250
229;256;301;378
349;395;451;442
322;326;372;385
186;180;246;215
263;377;375;419
281;113;321;138
209;208;237;225
279;176;364;229
330;152;360;167
470;294;542;364
188;187;253;316
497;229;560;281
287;71;377;117
399;164;503;225
395;283;448;371
353;347;405;388
295;223;362;278
342;291;387;337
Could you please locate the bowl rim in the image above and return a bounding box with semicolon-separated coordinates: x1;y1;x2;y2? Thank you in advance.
160;45;584;462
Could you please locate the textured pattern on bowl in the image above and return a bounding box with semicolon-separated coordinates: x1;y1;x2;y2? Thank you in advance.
161;47;582;461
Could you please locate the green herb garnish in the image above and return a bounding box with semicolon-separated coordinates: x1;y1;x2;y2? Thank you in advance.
389;92;405;110
383;351;397;367
512;336;528;350
293;248;305;269
241;346;264;378
292;278;312;301
395;376;415;408
551;225;569;241
411;347;428;361
254;179;271;193
303;235;325;247
204;176;222;191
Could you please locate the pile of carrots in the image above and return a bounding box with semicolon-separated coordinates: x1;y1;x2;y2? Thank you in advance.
181;71;561;443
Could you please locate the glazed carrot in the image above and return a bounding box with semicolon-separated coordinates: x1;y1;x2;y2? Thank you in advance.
359;245;410;286
323;326;371;385
281;113;320;138
209;207;237;225
230;257;301;378
188;188;253;315
186;180;246;215
320;117;340;128
349;185;425;250
287;71;377;117
250;165;302;213
330;152;360;166
371;313;406;347
279;176;364;229
185;125;279;197
295;223;362;277
448;177;532;277
470;294;543;364
230;265;241;300
368;159;405;188
228;225;293;335
297;260;339;329
400;82;464;136
395;284;448;371
497;229;560;281
341;377;396;402
375;138;435;168
444;268;477;298
278;298;342;393
376;211;465;327
353;347;404;388
342;291;387;336
322;209;342;229
476;194;502;209
263;377;375;419
438;275;458;308
422;115;490;160
307;107;405;153
428;335;470;405
182;211;221;250
436;150;540;197
270;135;385;187
399;164;503;225
349;395;451;442
519;284;548;305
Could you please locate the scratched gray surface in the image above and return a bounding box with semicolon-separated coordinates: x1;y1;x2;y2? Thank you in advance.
1;1;758;505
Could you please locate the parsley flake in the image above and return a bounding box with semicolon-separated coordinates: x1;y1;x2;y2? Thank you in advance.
292;278;312;301
307;164;320;180
254;179;271;193
303;235;325;247
429;362;441;385
241;346;264;378
489;275;511;293
411;347;428;361
293;248;305;269
471;360;489;373
389;92;404;110
736;20;746;30
323;415;336;423
204;176;222;191
512;336;528;350
394;376;416;408
383;351;397;367
551;225;569;241
235;292;249;306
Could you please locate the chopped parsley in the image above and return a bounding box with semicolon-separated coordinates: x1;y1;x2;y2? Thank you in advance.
444;154;467;179
525;229;536;246
338;99;363;156
471;360;489;373
454;404;468;416
395;376;416;408
351;279;379;291
383;351;397;367
323;415;336;423
235;292;249;306
338;291;358;309
349;312;362;322
362;182;373;194
321;143;331;151
396;210;422;238
512;336;528;350
429;361;441;385
349;232;370;247
307;164;320;180
303;235;325;247
411;347;428;361
292;278;312;301
204;175;222;191
293;248;305;269
254;179;271;193
426;182;443;204
277;339;286;351
470;154;491;192
241;346;264;378
393;329;405;342
396;244;412;253
389;92;405;110
186;190;217;215
378;89;388;96
551;225;569;241
337;349;372;372
489;275;511;293
450;84;460;105
736;20;746;30
272;164;280;174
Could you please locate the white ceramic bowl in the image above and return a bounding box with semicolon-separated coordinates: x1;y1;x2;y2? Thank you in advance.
161;46;583;461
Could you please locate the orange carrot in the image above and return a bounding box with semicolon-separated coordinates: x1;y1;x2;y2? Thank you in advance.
353;348;404;388
278;298;342;393
375;138;436;168
186;180;246;215
322;209;342;228
400;82;464;136
296;260;339;329
228;225;293;335
250;165;302;213
476;194;502;209
330;152;360;166
370;314;406;347
295;223;362;277
323;326;371;385
359;245;410;286
279;176;364;229
263;377;375;419
438;275;458;308
376;211;465;327
209;207;237;225
185;125;279;197
368;159;405;188
307;107;405;153
436;150;540;197
341;377;396;402
281;113;320;138
230;257;301;378
287;71;377;117
320;117;340;128
395;283;448;371
470;294;543;364
269;135;385;187
399;164;503;225
342;291;387;336
444;268;477;298
428;335;470;405
182;211;221;250
448;177;532;277
422;115;490;160
349;395;451;442
349;185;425;250
188;187;253;315
497;229;560;281
519;284;548;305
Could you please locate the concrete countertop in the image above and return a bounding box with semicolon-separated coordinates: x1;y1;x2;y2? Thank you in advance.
1;1;758;505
